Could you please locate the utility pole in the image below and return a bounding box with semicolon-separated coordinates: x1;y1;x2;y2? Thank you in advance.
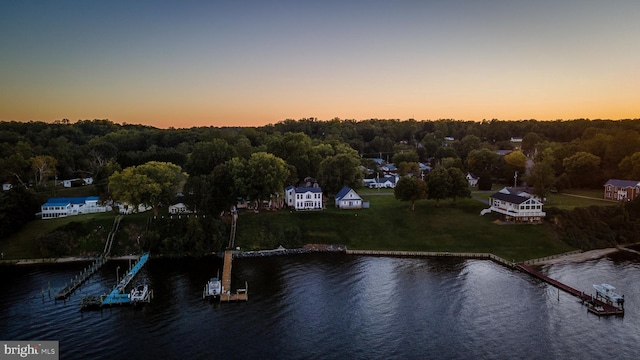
514;171;518;188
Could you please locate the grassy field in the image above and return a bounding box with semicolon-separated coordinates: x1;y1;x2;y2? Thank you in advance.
3;186;613;262
0;211;150;260
236;194;574;262
2;212;117;259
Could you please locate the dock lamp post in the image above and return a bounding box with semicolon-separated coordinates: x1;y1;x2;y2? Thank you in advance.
116;266;120;283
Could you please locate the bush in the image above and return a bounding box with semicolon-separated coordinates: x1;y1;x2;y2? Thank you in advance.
547;201;640;250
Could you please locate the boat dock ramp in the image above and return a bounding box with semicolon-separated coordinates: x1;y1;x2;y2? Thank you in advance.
517;263;624;316
80;252;152;309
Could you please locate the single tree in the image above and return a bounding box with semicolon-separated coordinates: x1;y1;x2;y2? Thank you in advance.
397;161;420;177
109;161;186;215
394;176;428;211
526;150;557;200
466;148;501;178
29;155;58;187
426;166;452;207
228;152;289;210
317;153;363;195
503;150;527;185
447;167;471;202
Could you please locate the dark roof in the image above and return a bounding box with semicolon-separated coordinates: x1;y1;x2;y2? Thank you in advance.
335;186;352;200
295;187;322;193
604;179;640;188
376;176;397;184
490;192;529;204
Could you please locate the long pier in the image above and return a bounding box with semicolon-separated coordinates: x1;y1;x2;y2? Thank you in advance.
517;263;624;316
219;250;248;302
54;256;107;300
101;253;150;306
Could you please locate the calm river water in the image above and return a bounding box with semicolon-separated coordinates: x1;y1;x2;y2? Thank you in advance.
1;252;639;359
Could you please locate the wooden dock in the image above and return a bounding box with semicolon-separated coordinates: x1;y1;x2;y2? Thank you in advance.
219;250;248;302
55;256;107;300
517;263;624;316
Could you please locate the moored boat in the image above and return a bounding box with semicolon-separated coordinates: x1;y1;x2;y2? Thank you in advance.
130;284;149;304
593;283;624;306
204;275;222;299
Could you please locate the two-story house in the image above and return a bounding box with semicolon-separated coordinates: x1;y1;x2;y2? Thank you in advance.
481;190;545;223
603;179;640;201
285;185;323;210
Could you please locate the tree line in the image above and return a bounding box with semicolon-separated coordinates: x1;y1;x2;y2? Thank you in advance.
2;117;640;243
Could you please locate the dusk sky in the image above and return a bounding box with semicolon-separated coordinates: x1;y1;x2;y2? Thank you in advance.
1;1;639;128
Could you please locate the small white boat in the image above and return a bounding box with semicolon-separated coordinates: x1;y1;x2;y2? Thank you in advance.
204;276;222;299
593;283;624;306
130;284;149;303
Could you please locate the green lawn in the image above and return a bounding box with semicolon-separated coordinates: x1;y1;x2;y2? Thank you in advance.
2;212;117;259
545;193;615;209
237;195;574;262
5;189;607;262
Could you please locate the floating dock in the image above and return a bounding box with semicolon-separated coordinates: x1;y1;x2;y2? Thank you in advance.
101;253;150;306
517;263;624;316
79;253;151;309
219;250;248;302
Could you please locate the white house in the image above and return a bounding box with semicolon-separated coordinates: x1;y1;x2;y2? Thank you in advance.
497;187;543;202
169;202;190;214
41;196;111;219
466;173;478;187
363;179;377;188
118;202;153;214
285;186;323;210
334;186;363;209
62;177;94;188
481;191;545;223
374;175;399;189
285;186;296;207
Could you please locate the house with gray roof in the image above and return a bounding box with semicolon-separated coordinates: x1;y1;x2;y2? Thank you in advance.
604;179;640;201
480;190;545;223
285;185;323;210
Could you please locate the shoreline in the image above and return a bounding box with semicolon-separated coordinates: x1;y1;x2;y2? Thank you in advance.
0;245;625;266
532;248;619;265
0;254;141;266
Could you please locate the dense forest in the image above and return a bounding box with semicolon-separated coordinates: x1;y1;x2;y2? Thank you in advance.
2;118;640;253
